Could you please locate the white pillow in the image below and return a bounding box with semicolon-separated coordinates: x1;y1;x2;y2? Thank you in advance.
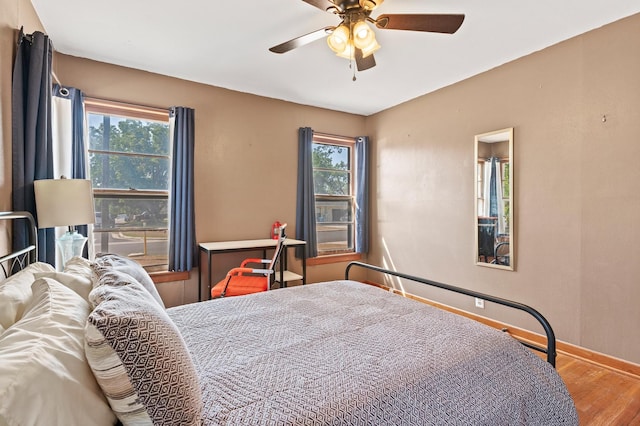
34;271;93;301
63;256;96;283
0;262;55;329
0;277;116;426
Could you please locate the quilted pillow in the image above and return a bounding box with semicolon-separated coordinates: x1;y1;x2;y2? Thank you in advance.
94;253;165;307
0;277;116;426
85;270;202;425
0;262;55;329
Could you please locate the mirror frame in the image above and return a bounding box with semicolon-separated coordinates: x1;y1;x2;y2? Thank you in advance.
474;127;514;271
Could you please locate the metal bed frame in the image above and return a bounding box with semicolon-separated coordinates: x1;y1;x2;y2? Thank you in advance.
346;261;557;367
0;211;38;279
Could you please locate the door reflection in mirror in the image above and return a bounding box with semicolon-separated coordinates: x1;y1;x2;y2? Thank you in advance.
475;128;514;270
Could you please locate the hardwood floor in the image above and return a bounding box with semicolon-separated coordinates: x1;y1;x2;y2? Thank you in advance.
555;352;640;425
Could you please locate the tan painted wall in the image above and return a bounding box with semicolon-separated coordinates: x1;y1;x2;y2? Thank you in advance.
1;0;638;363
366;13;640;363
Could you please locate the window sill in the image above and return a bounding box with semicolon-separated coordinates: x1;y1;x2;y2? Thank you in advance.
307;252;362;266
149;270;190;284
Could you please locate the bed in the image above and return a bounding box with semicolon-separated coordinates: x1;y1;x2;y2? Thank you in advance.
0;211;578;425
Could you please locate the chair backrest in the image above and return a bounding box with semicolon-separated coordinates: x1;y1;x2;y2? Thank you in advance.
267;223;287;273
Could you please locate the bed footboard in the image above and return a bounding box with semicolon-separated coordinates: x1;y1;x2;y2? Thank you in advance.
345;261;557;367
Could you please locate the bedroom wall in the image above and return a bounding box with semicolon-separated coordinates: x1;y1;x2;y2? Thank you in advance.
366;13;640;364
0;0;45;257
51;54;367;302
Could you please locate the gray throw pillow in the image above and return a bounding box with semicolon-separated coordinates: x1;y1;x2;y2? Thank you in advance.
85;270;202;425
94;253;165;308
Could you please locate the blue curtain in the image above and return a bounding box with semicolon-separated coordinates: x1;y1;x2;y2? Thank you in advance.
295;127;317;258
53;85;89;256
355;136;370;253
12;29;55;264
168;107;196;271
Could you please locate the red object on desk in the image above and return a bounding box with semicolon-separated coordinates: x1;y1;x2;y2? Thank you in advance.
271;221;281;239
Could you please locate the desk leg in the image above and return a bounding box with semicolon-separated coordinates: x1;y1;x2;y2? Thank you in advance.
207;251;212;300
282;247;287;288
198;247;205;302
302;248;306;285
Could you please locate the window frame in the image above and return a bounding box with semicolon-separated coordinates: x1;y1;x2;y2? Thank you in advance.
312;133;357;257
84;98;171;272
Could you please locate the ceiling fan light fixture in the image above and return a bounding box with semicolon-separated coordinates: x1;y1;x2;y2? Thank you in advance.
335;42;355;60
352;21;374;49
360;38;380;58
358;0;383;11
327;24;350;54
352;21;380;58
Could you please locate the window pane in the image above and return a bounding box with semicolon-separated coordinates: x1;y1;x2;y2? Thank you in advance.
312;143;350;170
313;170;350;195
317;223;354;253
315;199;353;253
88;114;170;156
87;103;171;271
93;197;168;271
90;152;170;191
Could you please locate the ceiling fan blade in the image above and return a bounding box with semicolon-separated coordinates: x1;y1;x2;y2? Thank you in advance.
375;14;465;34
269;27;334;54
302;0;338;13
355;49;376;71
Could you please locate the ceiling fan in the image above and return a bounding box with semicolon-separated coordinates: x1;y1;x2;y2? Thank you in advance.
269;0;465;73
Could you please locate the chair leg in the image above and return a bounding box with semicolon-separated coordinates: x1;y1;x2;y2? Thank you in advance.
220;275;234;298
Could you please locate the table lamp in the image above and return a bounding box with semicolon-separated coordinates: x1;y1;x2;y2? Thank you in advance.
34;178;95;266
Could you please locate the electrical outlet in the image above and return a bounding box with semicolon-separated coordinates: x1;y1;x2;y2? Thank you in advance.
475;298;485;309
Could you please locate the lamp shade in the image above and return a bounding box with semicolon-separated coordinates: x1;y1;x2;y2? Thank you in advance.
34;179;95;229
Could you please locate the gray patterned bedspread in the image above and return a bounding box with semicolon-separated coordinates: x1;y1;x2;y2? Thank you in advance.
168;280;578;425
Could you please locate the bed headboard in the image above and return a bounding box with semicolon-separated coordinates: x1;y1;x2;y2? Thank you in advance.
0;211;38;279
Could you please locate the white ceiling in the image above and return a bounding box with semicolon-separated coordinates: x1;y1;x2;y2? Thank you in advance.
31;0;640;116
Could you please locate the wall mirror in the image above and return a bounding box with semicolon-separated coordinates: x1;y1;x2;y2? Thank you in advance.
474;128;514;270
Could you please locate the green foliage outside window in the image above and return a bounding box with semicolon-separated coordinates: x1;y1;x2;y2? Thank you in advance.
312;143;350;196
89;116;170;191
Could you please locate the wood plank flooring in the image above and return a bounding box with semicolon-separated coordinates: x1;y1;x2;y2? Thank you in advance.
555;352;640;425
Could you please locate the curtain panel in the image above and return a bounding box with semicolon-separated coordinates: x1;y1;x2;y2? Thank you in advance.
354;136;370;254
52;85;90;259
295;127;317;258
168;107;196;271
12;29;55;264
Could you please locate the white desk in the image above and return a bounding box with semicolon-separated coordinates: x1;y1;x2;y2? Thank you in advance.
198;238;306;301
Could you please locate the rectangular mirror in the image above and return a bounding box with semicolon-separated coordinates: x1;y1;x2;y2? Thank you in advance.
475;128;514;270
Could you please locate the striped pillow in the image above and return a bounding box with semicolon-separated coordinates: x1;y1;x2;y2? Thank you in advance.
85;270;202;425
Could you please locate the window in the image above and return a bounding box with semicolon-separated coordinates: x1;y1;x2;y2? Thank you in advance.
312;134;355;255
85;99;171;271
